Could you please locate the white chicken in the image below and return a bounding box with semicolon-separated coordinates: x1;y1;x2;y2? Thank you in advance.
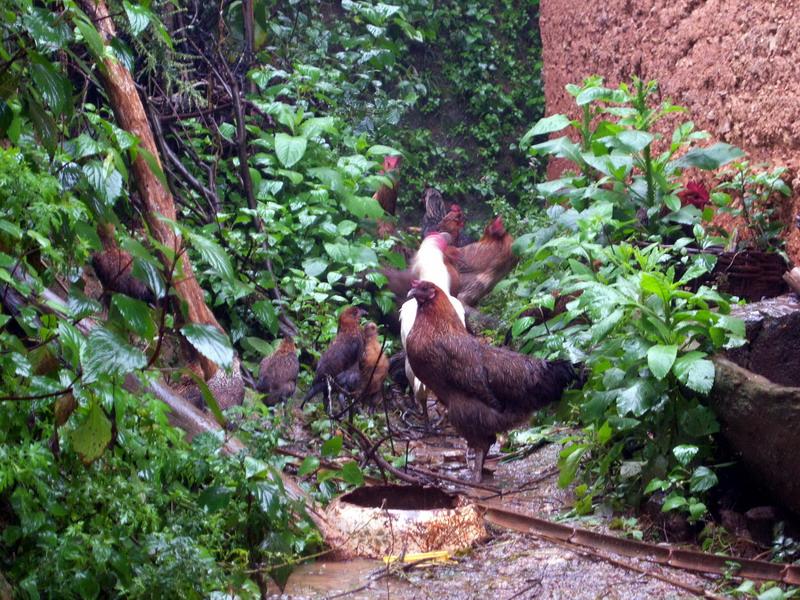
399;232;466;426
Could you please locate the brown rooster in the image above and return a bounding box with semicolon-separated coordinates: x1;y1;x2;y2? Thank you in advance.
406;280;577;481
357;322;389;410
256;337;299;406
373;155;403;215
302;306;366;411
91;222;155;303
446;215;517;307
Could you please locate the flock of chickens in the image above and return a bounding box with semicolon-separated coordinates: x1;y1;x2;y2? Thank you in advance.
89;154;581;483
258;156;581;481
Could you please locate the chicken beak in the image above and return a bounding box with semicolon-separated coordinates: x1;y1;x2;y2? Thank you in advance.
406;288;416;299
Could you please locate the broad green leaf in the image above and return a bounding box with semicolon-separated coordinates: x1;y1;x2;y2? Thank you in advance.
307;167;344;194
609;130;653;152
254;481;279;516
252;300;278;336
298;456;320;476
83;160;123;205
0;219;23;239
663;194;681;212
321;435;343;458
111;294;156;339
73;15;106;60
689;466;718;493
180;324;233;370
275;133;307;168
558;443;587;488
23;8;72;52
244;456;270;479
716;315;745;339
520;114;571;147
672;444;698;466
575;85;628;106
340;461;364;486
69;402;112;464
647;345;677;380
197;485;233;512
661;494;688;512
29;54;72;116
218;122;236;141
757;587;786;600
130;258;165;300
58;321;84;370
67;291;102;319
673;352;715;394
123;0;151;36
511;316;535;339
344;194;384;219
590;308;624;343
673;142;745;170
688;500;707;521
300;117;337;139
337;220;358;236
616;381;655;417
366;144;401;156
81;328;147;382
530;136;582;164
188;232;235;283
640;272;671;302
243;337;276;356
644;478;667;494
302;257;328;278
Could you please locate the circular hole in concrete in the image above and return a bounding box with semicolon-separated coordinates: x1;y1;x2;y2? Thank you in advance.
340;485;457;511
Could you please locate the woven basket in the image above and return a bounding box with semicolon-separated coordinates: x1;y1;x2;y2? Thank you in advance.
698;249;791;301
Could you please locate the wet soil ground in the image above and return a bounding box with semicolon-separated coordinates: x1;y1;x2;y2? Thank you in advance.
269;424;718;600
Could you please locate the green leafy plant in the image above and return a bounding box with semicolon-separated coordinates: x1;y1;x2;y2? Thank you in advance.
713;161;791;251
513;213;745;519
521;76;744;243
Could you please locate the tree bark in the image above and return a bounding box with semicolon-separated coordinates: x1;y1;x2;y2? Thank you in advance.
78;0;222;378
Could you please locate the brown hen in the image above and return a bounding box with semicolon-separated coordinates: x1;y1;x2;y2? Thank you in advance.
357;322;389;410
302;306;366;411
256;337;299;406
445;215;517;307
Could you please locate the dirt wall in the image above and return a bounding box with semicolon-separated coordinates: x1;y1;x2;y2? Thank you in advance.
539;0;800;261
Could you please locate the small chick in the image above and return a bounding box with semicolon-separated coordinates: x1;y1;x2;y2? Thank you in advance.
256;337;299;406
357;322;389;411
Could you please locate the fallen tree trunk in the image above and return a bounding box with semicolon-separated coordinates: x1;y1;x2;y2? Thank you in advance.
77;0;223;380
